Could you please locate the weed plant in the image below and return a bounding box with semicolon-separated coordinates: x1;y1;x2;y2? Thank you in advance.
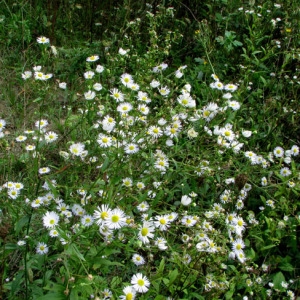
0;1;299;299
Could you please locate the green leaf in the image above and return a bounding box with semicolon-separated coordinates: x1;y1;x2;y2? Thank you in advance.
15;215;30;235
36;293;66;300
168;268;178;285
65;244;85;261
261;244;277;251
4;243;18;250
158;258;165;274
190;293;205;300
278;261;294;272
273;271;285;291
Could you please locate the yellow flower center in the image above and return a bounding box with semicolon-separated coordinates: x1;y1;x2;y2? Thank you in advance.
141;228;148;236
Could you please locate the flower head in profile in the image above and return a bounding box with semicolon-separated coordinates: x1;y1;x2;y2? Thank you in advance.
39;167;51;174
86;55;99;62
37;36;50;44
131;273;150;293
22;71;32;80
84;90;96;100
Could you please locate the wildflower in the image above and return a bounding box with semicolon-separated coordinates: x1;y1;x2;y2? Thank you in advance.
94;205;111;226
261;177;268;186
123;177;133;187
138;104;150;115
31;197;43;208
211;81;224;90
154;215;171;231
136;182;145;190
96;64;104;73
49;229;59;237
227;100;240;110
139;208;150;220
8;188;19;199
69;142;85;156
124;143;139;154
131;273;150;293
118;48;127;55
158;86;170;96
138;221;155;244
261;199;272;209
22;71;32;80
110;88;124;102
86;55;99;62
153;63;168;72
117;102;133;114
97;134;112;148
150;79;160;88
37;36;49;44
137;91;151;103
44;73;53;80
34;71;45;80
84;71;95;79
287;181;295;188
181;215;197;227
104;208;127;230
187;128;198;138
84;90;96;100
59;82;67;89
232;239;245;254
291;145;299;156
273;146;284;158
132;254;146;266
39;167;50;174
242;130;252;138
148;126;163;138
17;240;26;246
234;217;246;235
44;131;58;143
155;237;168;250
101;289;112;299
119;286;136;300
177;93;196;108
236;251;246;263
81;215;94;227
93;83;102;91
43;211;60;229
287;290;294;299
16;135;27;142
223;92;232;99
225;83;238;92
280;167;291;177
154;158;169;171
181;195;192;206
120;73;134;87
36;242;49;255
